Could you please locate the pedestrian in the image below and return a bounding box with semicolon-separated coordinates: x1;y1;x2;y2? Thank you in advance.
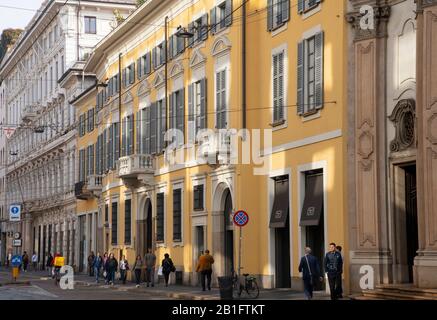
196;249;214;291
144;248;156;288
298;247;323;300
93;252;103;283
132;255;143;288
22;251;29;272
119;255;129;285
324;242;343;300
102;252;108;283
336;245;344;299
32;252;38;271
88;251;95;276
6;251;12;268
105;253;118;285
46;253;54;276
161;253;175;287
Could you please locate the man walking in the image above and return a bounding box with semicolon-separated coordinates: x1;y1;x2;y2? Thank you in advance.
298;247;323;300
93;252;103;283
196;250;214;291
324;242;343;300
22;251;29;272
144;248;156;287
31;252;38;271
87;251;95;276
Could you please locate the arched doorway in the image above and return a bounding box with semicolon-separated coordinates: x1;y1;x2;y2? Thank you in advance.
137;198;153;257
223;189;234;277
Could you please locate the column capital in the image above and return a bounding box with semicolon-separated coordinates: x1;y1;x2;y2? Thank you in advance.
346;4;391;41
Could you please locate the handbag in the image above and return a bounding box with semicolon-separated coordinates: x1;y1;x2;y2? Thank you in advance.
157;266;163;276
103;271;107;278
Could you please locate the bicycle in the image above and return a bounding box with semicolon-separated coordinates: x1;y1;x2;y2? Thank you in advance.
232;271;260;299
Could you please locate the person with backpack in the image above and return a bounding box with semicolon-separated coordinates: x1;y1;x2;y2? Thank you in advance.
161;253;175;287
298;247;323;300
22;251;29;272
119;255;129;285
324;242;343;300
132;255;143;288
93;252;103;283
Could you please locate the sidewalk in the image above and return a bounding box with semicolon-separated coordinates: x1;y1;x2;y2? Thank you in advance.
0;268;332;300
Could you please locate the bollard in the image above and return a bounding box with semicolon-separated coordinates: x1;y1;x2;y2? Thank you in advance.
12;267;19;281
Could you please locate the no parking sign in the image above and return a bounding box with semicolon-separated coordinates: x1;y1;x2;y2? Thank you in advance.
233;210;249;227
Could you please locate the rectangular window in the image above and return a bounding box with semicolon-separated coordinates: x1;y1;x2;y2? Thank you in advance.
111;202;118;245
123;63;135;87
188;14;208;47
169;34;185;59
188;79;207;142
268;0;290;31
125;199;131;245
156;192;165;242
141;106;151;154
87;108;94;132
84;16;97;34
193;185;204;211
138;52;151;79
122;115;134;156
79;114;86;137
170;89;185;146
273;51;285;122
156;99;167;153
105;204;109;223
79;149;86;182
298;0;321;14
87;145;94;176
216;70;227;129
210;0;232;34
297;31;324;115
153;42;166;69
173;188;182;242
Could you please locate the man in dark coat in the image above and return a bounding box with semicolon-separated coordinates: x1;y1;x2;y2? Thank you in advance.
298;247;323;300
324;242;343;300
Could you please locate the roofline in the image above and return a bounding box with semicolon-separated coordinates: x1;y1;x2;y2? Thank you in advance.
69;80;98;105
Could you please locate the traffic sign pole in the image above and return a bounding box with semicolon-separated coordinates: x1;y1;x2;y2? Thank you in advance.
239;226;242;277
233;210;249;278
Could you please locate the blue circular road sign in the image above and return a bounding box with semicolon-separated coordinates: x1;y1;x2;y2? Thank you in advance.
233;210;249;227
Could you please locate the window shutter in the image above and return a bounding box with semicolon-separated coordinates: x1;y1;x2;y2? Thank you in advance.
169;93;174;131
137;57;142;79
188;83;195;143
115;122;120;162
267;0;273;31
145;107;151;155
201;14;209;41
188;22;195;47
121;118;126;157
278;53;284;120
297;41;304;115
129;115;134;155
177;89;185;145
168;35;174;59
90;145;94;175
225;0;233;27
160;99;167;152
160;42;166;65
282;0;290;23
122;68;127;88
145;52;151;75
150;103;157;154
178;36;185;55
210;7;217;34
200;78;207;131
130;63;135;84
136;111;140;154
298;0;304;14
152;47;157;69
315;31;324;110
216;72;221;129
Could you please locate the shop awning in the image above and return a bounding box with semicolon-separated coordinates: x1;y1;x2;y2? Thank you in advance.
269;178;289;228
300;174;324;226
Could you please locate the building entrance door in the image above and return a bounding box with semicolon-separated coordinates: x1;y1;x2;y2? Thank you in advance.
404;165;418;283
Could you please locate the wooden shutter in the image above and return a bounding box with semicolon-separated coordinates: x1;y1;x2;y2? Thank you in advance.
122;68;127;88
115;122;120;162
199;78;207;131
145;52;151;75
188;22;195;47
216;72;221;129
177;89;185;145
150;103;157;154
130;63;135;84
136;111;140;154
169;93;175;130
267;0;273;31
160;42;166;66
145;107;151;155
297;41;305;115
210;7;217;34
137;57;142;79
282;0;290;23
225;0;233;27
90;145;94;175
188;83;195;143
121;117;126;157
160;99;167;152
315;32;324;110
152;47;157;69
168;35;174;59
298;0;304;14
128;114;134;155
201;14;209;41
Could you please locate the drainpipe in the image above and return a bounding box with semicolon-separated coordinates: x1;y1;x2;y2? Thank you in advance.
242;0;247;131
119;53;122;155
77;1;81;61
165;16;169;144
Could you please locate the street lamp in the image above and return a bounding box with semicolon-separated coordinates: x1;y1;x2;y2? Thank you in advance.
175;25;194;38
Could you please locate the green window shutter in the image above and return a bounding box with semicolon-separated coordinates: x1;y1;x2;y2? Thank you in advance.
210;7;217;34
122;68;127;88
160;100;167;152
177;89;185;145
297;41;305;115
188;83;195;143
267;0;273;31
201;14;209;41
188;22;195;47
200;78;207;131
160;42;166;66
129;114;134;155
315;31;324;110
169;93;175;130
225;0;233;27
152;47;157;69
121;117;126;157
145;107;151;155
90;145;94;175
282;0;290;23
168;35;174;59
216;72;221;129
136;111;140;154
150;103;157;154
130;63;135;84
137;57;142;79
115;122;120;162
298;0;304;14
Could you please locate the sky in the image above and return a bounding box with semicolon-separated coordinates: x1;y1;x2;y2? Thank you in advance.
0;0;44;34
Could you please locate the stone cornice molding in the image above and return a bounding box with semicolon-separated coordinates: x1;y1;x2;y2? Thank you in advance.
417;0;437;11
346;3;391;40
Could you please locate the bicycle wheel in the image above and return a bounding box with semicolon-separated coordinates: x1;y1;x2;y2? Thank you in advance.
246;279;259;299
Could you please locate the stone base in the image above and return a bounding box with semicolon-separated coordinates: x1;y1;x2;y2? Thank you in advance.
414;253;437;289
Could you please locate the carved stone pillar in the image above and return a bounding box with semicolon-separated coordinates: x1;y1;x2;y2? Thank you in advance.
23;213;33;255
415;0;437;288
346;2;392;292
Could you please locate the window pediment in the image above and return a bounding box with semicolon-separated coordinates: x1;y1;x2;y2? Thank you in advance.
211;35;231;57
190;49;206;69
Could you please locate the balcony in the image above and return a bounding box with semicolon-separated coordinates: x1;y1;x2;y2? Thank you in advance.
22;105;38;123
75;175;103;200
116;154;155;188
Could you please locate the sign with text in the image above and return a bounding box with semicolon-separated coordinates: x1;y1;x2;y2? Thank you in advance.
9;204;21;222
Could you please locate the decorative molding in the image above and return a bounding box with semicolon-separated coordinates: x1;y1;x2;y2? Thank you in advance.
189;49;206;69
389;99;416;152
122;90;133;104
137;80;151;97
153;70;165;89
169;60;184;79
211;35;232;57
358;131;374;159
427;112;437;144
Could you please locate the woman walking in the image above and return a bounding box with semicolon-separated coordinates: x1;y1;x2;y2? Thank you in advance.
102;252;108;284
161;253;175;287
105;253;118;285
119;255;129;285
132;255;143;288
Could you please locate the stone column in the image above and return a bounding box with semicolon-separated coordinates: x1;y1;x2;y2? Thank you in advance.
23;213;33;254
346;3;392;292
415;0;437;288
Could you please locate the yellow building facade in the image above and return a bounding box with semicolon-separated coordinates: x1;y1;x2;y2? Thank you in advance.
73;0;348;291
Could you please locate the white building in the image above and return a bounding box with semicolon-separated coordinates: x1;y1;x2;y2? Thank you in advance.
0;0;135;268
